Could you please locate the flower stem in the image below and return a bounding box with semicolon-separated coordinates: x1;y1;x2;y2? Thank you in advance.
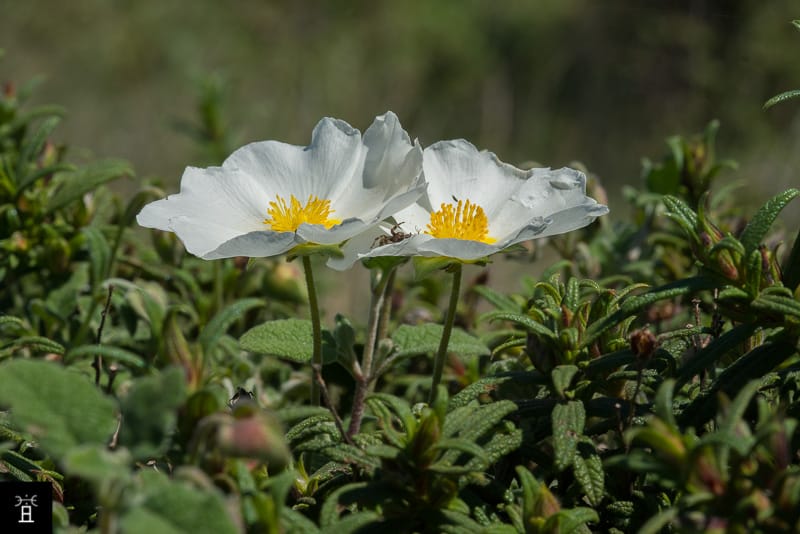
302;256;322;406
376;269;396;345
429;263;462;404
347;267;393;437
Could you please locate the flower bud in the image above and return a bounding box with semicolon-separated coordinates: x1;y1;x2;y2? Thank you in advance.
217;411;291;471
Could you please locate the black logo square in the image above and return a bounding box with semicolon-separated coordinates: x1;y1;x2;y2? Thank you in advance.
0;481;52;534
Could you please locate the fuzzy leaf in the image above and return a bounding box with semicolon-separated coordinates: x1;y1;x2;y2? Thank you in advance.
0;360;117;457
679;339;797;427
740;188;800;254
15;116;61;189
319;482;369;528
240;319;335;363
662;195;698;232
552;401;585;471
751;293;800;320
583;276;717;347
391;323;489;359
117;367;187;460
544;507;599;533
62;445;132;485
82;226;111;287
763;89;800;110
675;323;758;389
572;438;604;506
482;311;557;340
2;335;65;355
551;365;579;398
119;470;237;534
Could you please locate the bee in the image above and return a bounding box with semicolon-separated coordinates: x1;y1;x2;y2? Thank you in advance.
372;223;413;248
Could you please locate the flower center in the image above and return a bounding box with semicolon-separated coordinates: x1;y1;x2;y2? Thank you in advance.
264;194;341;232
426;199;496;243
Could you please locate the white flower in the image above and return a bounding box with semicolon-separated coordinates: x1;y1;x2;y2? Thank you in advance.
328;139;609;270
137;112;425;259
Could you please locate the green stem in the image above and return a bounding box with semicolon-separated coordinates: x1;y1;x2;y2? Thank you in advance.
347;268;393;437
428;263;462;404
376;269;396;347
302;256;322;406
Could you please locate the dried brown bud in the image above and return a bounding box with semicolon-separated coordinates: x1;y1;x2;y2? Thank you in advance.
630;328;657;360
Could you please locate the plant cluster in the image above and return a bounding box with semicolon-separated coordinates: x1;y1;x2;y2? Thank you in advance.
1;61;800;534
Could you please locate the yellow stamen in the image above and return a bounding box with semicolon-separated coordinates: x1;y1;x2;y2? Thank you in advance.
264;194;340;232
426;199;496;244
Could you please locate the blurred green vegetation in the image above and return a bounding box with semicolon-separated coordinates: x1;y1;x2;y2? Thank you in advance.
1;0;799;203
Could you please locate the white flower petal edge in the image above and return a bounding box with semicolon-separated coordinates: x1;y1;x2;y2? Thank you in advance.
137;112;425;259
327;139;609;270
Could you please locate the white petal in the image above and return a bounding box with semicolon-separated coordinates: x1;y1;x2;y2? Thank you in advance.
415;238;499;260
331;112;424;221
422;140;528;216
224;118;364;203
326;225;388;271
296;218;367;245
535;202;609;238
393;202;435;233
205;231;300;259
136;165;268;257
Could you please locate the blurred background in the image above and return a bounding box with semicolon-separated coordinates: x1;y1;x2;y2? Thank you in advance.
2;0;799;312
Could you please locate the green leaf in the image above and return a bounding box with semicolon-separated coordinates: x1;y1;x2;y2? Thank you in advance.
662;195;698;232
198;298;264;355
47;159;133;212
62;444;132;485
319;481;369;528
544;507;599;534
240;319;336;363
282;508;321;533
719;380;760;437
0;360;117;457
583;276;717;347
675;323;758;389
391;323;489;359
65;345;147;368
653;379;678;430
552;400;585;471
118;367;187;460
119;470;238;534
763;89;800;110
472;285;521;312
2;335;65;355
572;438;604;507
15;116;61;189
680;339;797;427
739;189;800;254
637;508;679;534
482;311;557;340
751;293;800;320
551;365;579;398
82;226;112;288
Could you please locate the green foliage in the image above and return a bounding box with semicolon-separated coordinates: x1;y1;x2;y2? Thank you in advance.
764;20;800;109
0;359;117;457
2;66;800;534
